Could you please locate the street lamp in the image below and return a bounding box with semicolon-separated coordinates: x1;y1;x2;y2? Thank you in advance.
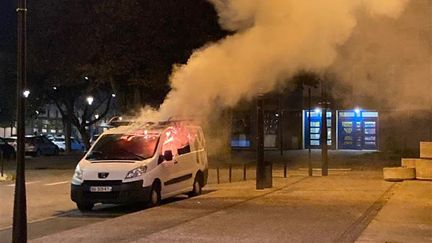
23;89;30;98
354;107;361;115
86;96;94;105
13;0;28;241
111;93;116;98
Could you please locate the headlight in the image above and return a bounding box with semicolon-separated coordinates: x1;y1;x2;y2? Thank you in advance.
72;164;83;185
125;166;147;179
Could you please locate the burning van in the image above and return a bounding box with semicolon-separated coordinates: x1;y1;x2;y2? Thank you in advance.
70;121;208;211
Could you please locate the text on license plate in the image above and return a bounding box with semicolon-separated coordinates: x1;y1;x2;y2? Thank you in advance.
90;186;112;192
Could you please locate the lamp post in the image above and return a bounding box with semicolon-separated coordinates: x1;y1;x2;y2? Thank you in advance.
13;0;28;241
86;96;94;106
256;94;265;189
320;79;329;177
256;94;272;189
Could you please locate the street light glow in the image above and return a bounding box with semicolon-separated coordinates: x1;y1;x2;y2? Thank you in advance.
84;76;89;80
23;90;30;98
354;107;361;115
112;93;116;98
53;86;57;90
86;96;94;105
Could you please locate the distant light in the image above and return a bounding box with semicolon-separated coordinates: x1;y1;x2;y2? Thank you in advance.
86;96;94;105
111;93;116;98
314;107;322;113
35;110;40;115
275;113;279;117
84;76;89;80
94;114;99;119
23;90;30;98
53;86;57;90
354;107;361;115
118;116;123;121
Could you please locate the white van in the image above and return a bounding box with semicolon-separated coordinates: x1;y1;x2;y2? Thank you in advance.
71;121;208;211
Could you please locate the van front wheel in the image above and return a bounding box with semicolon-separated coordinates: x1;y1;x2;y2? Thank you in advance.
148;184;161;207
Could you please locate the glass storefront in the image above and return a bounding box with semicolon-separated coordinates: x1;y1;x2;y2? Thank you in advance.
304;110;333;149
303;109;379;150
338;110;378;150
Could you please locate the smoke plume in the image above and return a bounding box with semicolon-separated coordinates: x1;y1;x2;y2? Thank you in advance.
331;0;431;110
129;0;417;128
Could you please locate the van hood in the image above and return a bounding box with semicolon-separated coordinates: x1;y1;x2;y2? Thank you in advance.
79;159;150;181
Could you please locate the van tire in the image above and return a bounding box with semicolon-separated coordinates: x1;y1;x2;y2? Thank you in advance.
188;174;202;197
148;182;161;207
77;202;93;211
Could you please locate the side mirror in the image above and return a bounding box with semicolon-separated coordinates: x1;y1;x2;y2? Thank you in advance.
163;150;173;162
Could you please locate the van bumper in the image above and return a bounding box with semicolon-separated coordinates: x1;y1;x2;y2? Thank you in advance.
71;180;151;204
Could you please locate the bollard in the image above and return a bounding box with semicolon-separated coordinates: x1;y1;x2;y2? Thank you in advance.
0;150;3;177
284;162;287;178
217;167;220;184
229;164;232;183
243;164;247;181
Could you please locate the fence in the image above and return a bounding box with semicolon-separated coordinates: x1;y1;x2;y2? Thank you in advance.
208;162;289;184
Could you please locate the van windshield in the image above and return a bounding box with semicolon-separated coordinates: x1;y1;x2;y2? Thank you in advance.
86;133;159;161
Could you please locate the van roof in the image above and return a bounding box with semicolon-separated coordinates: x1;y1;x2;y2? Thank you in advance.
103;120;200;136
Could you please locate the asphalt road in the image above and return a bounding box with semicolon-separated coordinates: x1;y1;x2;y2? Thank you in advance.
0;150;397;242
0;154;131;242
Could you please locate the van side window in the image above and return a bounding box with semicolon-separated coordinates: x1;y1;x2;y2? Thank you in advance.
177;144;191;155
162;126;191;156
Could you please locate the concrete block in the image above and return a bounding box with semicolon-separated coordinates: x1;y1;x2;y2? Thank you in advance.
383;167;415;182
401;158;417;168
420;142;432;159
415;159;432;180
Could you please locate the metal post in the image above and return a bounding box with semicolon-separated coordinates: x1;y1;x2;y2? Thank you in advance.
308;88;312;176
321;80;328;176
256;95;265;189
284;162;287;178
228;164;232;183
1;150;4;177
243;164;247;181
13;0;28;242
216;167;220;184
278;94;283;156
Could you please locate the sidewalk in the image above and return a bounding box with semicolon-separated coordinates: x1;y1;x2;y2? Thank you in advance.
356;180;432;242
30;171;431;243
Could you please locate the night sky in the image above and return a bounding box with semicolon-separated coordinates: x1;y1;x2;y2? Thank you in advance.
0;0;16;52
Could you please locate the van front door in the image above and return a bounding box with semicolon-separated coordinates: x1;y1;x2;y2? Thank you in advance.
159;127;192;195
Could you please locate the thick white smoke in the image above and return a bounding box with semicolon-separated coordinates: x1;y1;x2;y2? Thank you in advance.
332;0;431;110
134;0;410;124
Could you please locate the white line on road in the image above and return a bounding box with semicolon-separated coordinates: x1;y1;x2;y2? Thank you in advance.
45;181;69;186
6;181;41;187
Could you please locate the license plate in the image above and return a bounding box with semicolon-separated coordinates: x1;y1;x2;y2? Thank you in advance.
90;186;112;192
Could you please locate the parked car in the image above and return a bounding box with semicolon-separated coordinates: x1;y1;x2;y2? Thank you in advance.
0;137;16;160
7;135;59;157
71;121;208;211
52;137;85;152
